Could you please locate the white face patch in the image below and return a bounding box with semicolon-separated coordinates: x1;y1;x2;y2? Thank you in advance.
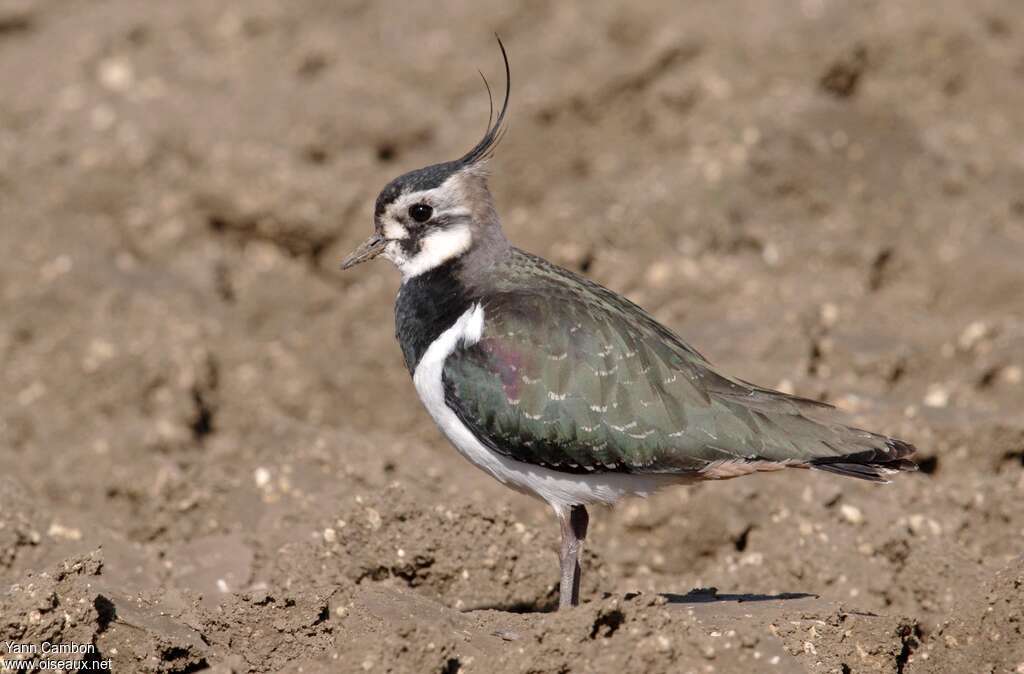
378;176;463;239
382;221;408;240
394;224;473;279
375;172;481;279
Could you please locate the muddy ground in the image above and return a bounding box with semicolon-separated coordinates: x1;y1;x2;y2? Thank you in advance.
2;1;1023;672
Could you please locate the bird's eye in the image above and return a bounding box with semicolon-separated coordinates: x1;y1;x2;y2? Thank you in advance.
408;203;433;223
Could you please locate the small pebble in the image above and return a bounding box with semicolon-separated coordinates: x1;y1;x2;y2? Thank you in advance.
820;303;840;327
254;467;271;488
923;385;950;408
98;58;135;91
957;321;990;350
47;523;82;541
840;504;864;525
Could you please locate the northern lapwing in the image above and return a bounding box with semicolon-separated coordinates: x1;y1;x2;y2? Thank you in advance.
341;39;916;610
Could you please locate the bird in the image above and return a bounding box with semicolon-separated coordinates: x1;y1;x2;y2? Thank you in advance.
340;38;916;610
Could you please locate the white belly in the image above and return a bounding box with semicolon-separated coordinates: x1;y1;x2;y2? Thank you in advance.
411;304;679;510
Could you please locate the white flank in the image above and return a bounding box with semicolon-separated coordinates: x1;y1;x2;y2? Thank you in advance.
412;305;682;509
399;224;473;279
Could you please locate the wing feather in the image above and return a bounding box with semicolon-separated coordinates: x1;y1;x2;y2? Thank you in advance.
441;249;914;477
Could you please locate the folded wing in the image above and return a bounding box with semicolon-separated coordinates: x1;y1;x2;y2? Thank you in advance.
442;250;915;480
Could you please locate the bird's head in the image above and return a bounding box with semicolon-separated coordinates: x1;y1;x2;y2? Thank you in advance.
341;38;511;280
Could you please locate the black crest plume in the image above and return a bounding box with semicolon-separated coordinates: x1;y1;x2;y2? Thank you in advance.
369;37;511;216
458;35;511;167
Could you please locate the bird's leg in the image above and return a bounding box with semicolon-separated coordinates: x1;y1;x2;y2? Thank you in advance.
557;504;589;610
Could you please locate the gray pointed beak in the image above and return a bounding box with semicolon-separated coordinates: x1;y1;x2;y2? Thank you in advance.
340;233;386;270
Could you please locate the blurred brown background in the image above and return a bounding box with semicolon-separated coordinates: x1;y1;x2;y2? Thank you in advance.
1;1;1022;672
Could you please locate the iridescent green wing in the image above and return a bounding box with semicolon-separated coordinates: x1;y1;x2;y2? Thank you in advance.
443;250;867;475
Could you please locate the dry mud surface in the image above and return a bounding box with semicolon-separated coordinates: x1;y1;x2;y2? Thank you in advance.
2;1;1024;672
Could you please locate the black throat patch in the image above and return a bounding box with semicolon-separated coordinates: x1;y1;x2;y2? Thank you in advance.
394;259;478;373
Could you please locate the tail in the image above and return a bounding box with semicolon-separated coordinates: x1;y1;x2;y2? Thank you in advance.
804;437;918;483
691;374;919;483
